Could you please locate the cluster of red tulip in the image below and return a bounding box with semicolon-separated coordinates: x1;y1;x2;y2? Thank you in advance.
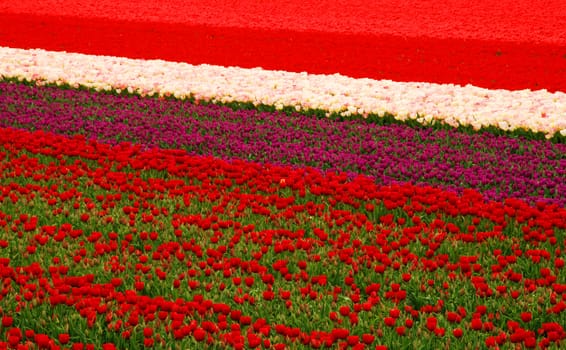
0;127;564;349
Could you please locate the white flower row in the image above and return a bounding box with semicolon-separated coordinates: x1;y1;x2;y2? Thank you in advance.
1;46;565;137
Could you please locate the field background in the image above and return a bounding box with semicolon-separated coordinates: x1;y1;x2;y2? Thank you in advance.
0;2;565;350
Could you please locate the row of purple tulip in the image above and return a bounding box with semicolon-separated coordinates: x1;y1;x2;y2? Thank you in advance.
1;81;564;206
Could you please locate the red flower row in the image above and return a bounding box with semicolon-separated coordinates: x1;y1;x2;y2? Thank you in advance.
0;127;564;349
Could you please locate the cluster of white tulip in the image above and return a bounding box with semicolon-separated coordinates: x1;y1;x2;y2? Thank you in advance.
1;46;565;138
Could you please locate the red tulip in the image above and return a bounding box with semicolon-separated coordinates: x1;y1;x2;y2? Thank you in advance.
426;317;437;331
384;317;396;327
1;316;13;327
143;328;153;338
143;338;154;347
58;333;70;345
193;327;206;342
34;334;51;349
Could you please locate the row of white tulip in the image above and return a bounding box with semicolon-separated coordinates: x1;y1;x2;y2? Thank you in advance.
1;46;565;137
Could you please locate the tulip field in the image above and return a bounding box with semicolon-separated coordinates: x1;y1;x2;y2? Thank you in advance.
0;1;565;349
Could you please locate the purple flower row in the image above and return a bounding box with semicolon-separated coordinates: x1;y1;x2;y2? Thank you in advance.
1;81;564;206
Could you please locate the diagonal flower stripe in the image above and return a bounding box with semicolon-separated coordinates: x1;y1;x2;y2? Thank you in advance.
1;47;565;138
2;0;565;43
0;125;565;349
1;0;565;139
1;81;565;206
1;1;566;93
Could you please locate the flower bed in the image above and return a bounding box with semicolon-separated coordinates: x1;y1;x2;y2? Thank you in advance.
0;1;565;350
2;47;566;139
0;127;565;349
1;1;565;92
1;81;565;207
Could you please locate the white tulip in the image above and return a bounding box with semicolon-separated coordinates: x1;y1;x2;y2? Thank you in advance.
0;46;564;138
